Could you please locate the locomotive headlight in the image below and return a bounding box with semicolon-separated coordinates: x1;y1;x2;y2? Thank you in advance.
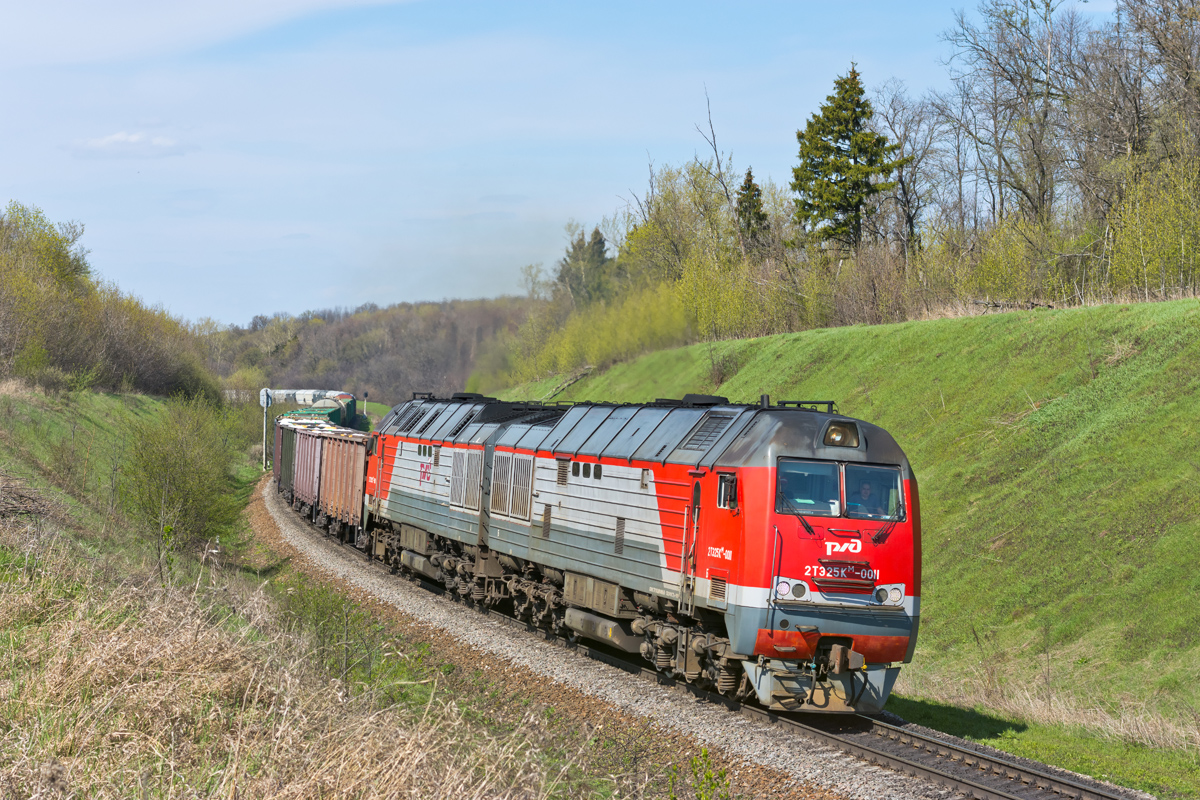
775;580;791;597
874;584;906;605
823;422;860;448
791;581;808;598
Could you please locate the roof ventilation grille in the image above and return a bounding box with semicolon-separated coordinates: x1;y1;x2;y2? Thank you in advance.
395;406;426;433
447;409;480;439
680;411;736;451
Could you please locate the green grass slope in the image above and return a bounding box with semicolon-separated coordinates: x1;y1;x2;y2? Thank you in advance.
499;300;1200;794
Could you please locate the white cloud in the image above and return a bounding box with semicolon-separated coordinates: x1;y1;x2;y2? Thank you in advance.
72;131;196;159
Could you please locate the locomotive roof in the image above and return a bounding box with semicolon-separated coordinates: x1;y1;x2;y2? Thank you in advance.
378;394;911;473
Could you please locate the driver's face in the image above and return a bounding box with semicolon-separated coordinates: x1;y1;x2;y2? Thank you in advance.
859;483;872;498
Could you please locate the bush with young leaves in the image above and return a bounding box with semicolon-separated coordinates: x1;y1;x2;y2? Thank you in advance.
122;396;242;561
0;201;218;398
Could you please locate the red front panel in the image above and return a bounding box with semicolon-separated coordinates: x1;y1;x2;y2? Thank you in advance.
733;466;919;596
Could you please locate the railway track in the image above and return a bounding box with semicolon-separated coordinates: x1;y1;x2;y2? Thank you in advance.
308;519;1139;800
506;617;1133;800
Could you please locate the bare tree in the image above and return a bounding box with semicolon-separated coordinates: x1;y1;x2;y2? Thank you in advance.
1119;0;1200;136
929;78;986;238
869;80;943;267
1059;6;1153;219
942;0;1083;223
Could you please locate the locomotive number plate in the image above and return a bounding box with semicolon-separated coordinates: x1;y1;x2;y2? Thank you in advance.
805;564;878;581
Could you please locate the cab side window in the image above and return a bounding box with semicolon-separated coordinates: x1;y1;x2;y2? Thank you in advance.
717;475;737;509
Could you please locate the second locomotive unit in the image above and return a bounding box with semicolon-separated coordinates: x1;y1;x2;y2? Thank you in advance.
275;392;920;714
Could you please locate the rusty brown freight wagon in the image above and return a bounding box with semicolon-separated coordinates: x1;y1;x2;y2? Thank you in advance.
274;418;337;506
318;429;370;545
293;423;327;516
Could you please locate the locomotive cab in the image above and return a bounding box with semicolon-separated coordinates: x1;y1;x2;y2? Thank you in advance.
713;409;921;713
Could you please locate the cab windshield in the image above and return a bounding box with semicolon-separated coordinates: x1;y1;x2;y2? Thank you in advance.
845;464;903;520
775;460;841;516
775;459;905;520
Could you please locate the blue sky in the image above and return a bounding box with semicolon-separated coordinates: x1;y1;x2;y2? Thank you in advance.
0;0;1109;325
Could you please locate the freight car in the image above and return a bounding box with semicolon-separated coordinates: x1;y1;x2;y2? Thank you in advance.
278;392;361;428
273;417;370;540
275;392;920;715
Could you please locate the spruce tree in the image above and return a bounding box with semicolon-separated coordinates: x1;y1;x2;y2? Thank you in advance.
556;226;614;306
791;65;906;250
735;167;769;248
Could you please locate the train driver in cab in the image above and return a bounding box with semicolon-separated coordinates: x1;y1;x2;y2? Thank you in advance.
850;481;886;516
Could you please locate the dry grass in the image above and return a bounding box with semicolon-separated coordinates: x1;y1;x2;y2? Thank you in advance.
904;287;1200;325
896;660;1200;754
0;379;37;399
1105;335;1140;365
0;520;607;799
0;472;53;518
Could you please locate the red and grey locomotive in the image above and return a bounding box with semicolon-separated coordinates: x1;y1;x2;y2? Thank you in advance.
274;392;920;714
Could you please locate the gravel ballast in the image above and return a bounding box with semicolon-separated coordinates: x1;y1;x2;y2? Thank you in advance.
259;479;955;800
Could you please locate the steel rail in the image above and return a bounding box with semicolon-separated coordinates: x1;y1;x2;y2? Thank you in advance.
305;516;1133;800
857;717;1124;800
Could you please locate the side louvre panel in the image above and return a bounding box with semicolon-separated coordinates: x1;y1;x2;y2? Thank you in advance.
490;452;512;517
464;451;483;511
509;454;534;521
449;450;467;507
489;452;533;521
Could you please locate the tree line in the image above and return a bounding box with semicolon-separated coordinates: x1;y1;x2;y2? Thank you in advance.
202;298;531;406
0;197;531;406
478;0;1200;389
0;201;218;398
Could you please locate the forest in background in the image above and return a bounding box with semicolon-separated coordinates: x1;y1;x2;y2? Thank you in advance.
0;195;528;406
472;0;1200;390
199;298;530;406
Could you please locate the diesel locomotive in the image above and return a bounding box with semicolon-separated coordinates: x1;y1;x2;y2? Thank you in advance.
273;392;920;714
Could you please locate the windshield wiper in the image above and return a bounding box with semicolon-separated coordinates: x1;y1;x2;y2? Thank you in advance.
871;518;898;545
776;489;819;537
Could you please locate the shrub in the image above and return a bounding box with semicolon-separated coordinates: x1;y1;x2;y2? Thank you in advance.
122;396;242;564
0;202;219;398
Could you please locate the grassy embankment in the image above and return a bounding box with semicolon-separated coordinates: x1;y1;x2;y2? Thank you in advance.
499;299;1200;799
0;387;714;798
362;399;395;427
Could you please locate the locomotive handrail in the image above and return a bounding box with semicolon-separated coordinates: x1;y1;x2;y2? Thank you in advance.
813;577;875;592
773;597;906;611
769;525;783;607
817;558;872;568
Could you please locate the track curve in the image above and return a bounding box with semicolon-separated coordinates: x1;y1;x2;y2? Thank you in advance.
259;478;1152;800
